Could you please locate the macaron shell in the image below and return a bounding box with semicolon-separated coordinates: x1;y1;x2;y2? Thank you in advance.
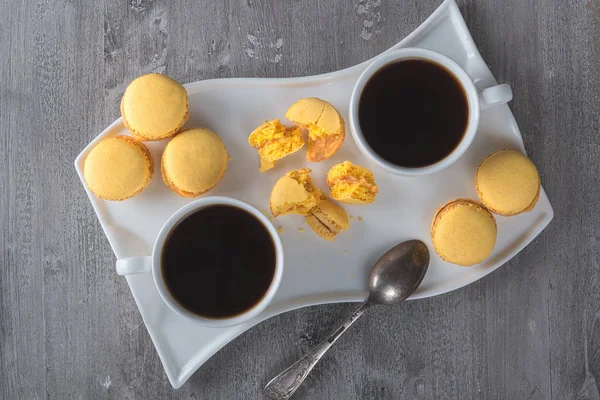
524;183;541;212
121;74;189;141
431;199;497;267
286;98;345;162
306;198;350;241
315;103;344;134
285;98;326;127
270;176;311;216
306;214;336;241
161;128;228;197
314;199;350;231
84;136;154;201
269;169;320;216
475;149;541;216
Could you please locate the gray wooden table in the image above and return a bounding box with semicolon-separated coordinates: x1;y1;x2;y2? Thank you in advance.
1;0;599;398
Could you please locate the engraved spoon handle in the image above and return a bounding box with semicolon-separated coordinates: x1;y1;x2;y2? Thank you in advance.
264;302;370;400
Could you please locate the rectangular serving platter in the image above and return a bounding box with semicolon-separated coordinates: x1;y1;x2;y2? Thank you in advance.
74;0;553;388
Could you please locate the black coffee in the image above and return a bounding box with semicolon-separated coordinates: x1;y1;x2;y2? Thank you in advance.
358;59;468;168
162;205;276;319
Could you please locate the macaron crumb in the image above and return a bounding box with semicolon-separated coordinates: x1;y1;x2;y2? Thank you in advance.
278;227;284;233
269;217;275;222
298;228;304;233
350;273;355;278
358;216;363;221
349;215;354;221
344;250;349;255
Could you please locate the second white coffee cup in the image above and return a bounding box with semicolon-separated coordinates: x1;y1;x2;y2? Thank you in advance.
349;47;513;176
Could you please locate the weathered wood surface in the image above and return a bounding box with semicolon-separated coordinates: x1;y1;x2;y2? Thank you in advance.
1;0;599;398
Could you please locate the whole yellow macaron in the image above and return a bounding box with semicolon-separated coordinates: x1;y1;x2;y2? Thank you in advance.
161;128;228;197
121;74;189;141
84;136;154;201
285;98;345;162
430;199;497;266
475;149;541;216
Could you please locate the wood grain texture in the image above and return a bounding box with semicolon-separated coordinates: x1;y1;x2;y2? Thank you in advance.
1;0;598;398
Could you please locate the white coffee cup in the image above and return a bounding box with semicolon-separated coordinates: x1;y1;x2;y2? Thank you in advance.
115;196;284;328
349;47;513;176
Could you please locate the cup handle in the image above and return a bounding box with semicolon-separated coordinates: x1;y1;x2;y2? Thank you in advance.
478;84;513;110
116;256;152;276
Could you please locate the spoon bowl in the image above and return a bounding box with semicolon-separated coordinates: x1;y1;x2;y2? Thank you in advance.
264;240;430;400
368;240;430;305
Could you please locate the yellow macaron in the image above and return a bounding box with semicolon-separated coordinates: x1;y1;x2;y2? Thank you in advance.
270;168;321;217
84;136;154;201
326;161;378;204
430;199;497;266
161;128;228;197
306;198;350;241
285;97;345;162
121;74;189;141
475;149;541;216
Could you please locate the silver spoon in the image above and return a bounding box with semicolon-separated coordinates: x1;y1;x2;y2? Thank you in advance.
264;240;430;400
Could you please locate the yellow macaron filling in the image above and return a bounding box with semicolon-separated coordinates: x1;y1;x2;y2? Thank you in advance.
248;119;290;145
248;119;304;171
326;161;378;204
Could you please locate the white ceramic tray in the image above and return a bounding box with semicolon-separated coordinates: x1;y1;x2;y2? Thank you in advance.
75;0;553;389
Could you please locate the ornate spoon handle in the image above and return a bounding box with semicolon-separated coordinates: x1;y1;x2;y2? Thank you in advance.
264;302;370;400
